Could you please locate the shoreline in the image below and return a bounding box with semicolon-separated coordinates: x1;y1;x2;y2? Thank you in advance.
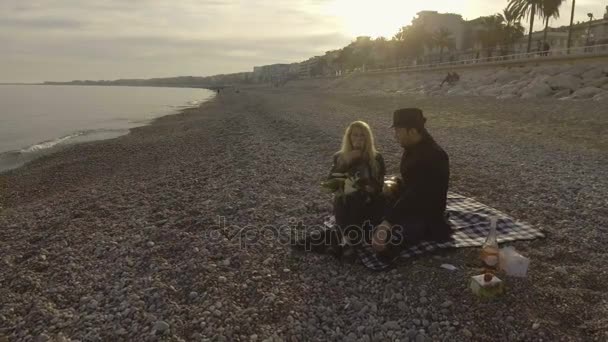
0;88;215;174
0;87;606;341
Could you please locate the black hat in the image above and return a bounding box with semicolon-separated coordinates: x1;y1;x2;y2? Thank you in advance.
391;108;426;129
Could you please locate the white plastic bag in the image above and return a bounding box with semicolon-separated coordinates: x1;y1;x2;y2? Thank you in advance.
499;247;529;277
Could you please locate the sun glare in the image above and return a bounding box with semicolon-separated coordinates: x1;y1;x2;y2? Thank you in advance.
321;0;475;39
322;0;418;39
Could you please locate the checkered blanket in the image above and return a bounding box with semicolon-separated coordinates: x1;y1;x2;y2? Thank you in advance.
323;192;545;270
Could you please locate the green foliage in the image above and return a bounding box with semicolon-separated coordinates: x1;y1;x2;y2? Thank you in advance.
507;0;544;52
431;28;455;62
476;14;506;56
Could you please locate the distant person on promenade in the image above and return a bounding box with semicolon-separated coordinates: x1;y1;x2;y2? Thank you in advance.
542;42;550;56
371;108;453;260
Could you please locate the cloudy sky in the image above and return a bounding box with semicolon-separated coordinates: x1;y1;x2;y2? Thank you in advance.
0;0;602;82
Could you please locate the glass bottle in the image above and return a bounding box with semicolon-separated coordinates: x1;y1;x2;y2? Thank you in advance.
480;217;499;274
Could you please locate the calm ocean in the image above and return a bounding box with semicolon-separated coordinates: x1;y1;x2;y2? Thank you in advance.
0;85;214;172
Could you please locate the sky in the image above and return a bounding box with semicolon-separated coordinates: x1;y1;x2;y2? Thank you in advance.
0;0;603;82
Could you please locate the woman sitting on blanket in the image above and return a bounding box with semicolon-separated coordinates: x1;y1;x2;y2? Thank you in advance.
326;121;386;260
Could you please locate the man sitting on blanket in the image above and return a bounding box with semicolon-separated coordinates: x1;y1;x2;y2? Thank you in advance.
372;108;453;260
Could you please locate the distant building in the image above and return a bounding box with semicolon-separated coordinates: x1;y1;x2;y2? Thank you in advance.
573;15;608;45
252;64;291;83
515;14;608;52
298;57;323;78
513;30;570;53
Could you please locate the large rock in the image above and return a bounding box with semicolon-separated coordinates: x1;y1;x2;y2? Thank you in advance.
499;84;519;95
553;89;572;98
479;86;501;97
535;65;564;76
493;70;523;84
581;66;605;80
520;81;553;99
593;91;608;102
474;85;488;94
583;77;608;88
446;86;468;96
497;93;516;100
546;74;582;91
569;87;604;99
564;64;593;77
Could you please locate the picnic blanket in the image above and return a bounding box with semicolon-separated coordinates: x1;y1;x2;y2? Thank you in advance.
323;192;545;270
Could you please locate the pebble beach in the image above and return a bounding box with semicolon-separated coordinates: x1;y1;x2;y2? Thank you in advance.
1;85;607;341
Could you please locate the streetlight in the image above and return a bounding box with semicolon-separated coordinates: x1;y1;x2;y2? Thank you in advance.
585;13;594;46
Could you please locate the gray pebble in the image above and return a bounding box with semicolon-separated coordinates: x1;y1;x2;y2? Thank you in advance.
383;321;400;331
87;300;98;310
398;301;408;311
35;334;50;342
153;321;170;332
406;329;417;339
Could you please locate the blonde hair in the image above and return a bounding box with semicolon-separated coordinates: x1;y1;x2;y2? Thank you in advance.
339;121;380;179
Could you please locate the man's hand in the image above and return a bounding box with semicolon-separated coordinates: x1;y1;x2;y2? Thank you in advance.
372;220;391;252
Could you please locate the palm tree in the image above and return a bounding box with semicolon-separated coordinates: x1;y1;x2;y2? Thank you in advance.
394;25;429;59
431;28;454;63
499;7;526;54
541;0;566;45
567;0;576;50
476;15;506;57
507;0;544;53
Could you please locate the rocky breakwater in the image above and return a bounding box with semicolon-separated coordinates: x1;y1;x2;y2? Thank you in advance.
415;62;608;101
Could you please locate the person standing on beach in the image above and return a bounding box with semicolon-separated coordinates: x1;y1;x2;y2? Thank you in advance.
371;108;452;260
